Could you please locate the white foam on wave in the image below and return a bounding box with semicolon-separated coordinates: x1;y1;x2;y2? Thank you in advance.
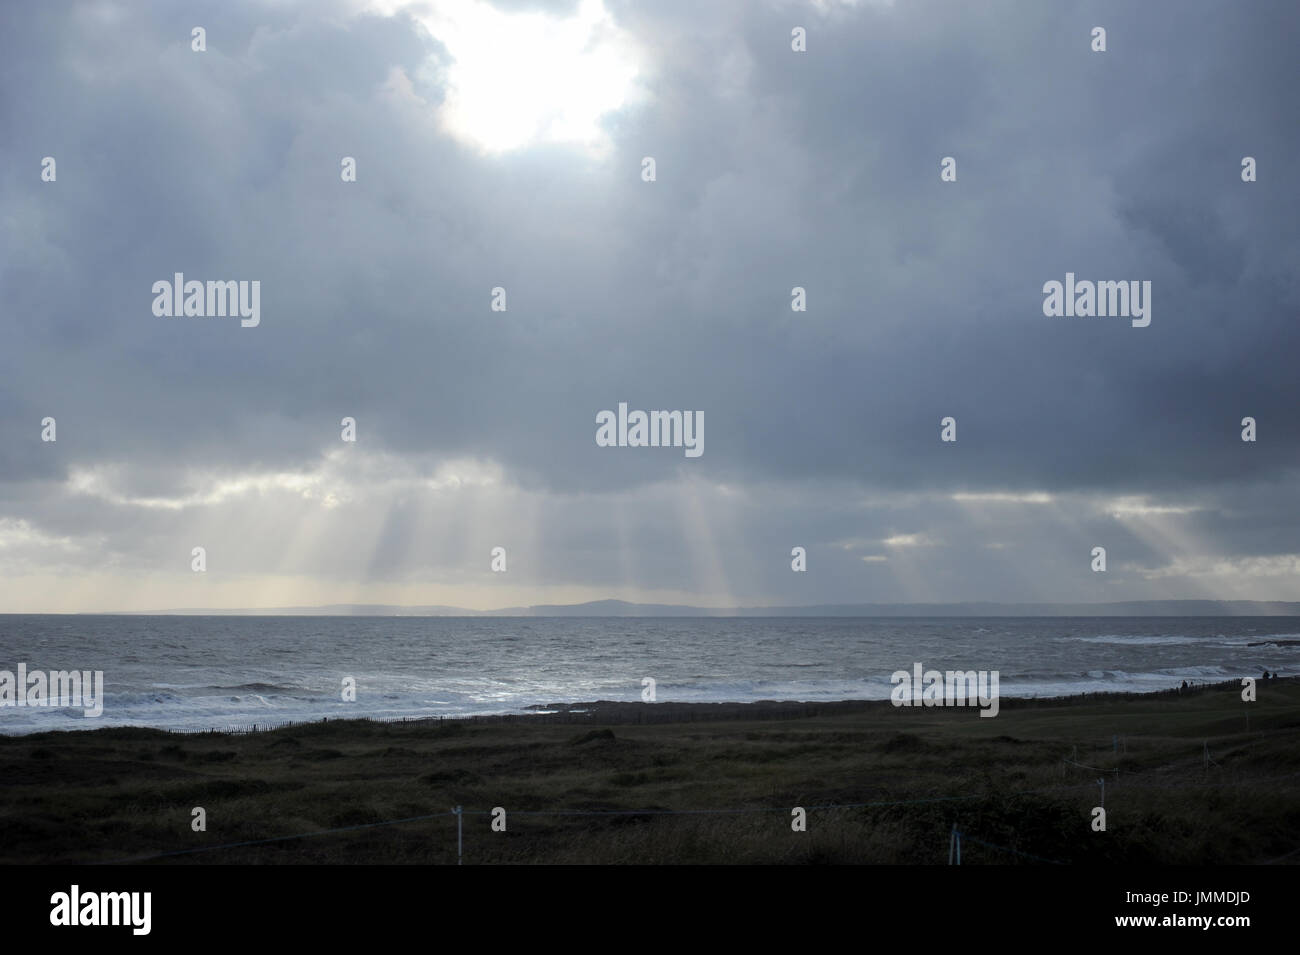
1066;635;1199;646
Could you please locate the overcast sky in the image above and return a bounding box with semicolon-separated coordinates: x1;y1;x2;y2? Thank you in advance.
1;0;1297;612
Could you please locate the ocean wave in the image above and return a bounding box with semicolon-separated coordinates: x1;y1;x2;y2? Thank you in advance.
1066;635;1199;646
3;616;1291;734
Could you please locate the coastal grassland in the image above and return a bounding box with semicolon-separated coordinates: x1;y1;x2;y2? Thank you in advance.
2;680;1298;864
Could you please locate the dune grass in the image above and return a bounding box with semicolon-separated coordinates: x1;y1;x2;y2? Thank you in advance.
2;679;1298;864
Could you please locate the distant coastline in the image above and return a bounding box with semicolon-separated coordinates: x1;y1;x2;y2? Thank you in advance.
29;599;1300;617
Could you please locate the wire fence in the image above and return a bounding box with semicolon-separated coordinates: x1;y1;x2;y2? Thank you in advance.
90;766;1299;866
953;830;1069;866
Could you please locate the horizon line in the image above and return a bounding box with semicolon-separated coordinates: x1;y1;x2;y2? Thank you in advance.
5;598;1300;617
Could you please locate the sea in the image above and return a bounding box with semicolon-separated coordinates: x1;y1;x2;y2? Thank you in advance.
1;614;1296;734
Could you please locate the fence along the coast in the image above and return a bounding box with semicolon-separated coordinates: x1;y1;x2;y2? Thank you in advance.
100;783;1097;866
94;765;1300;866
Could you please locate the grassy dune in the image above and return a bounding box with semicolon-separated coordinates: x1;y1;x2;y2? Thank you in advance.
3;679;1298;865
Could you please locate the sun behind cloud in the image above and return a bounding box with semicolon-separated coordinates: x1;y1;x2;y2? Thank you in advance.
376;0;645;156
